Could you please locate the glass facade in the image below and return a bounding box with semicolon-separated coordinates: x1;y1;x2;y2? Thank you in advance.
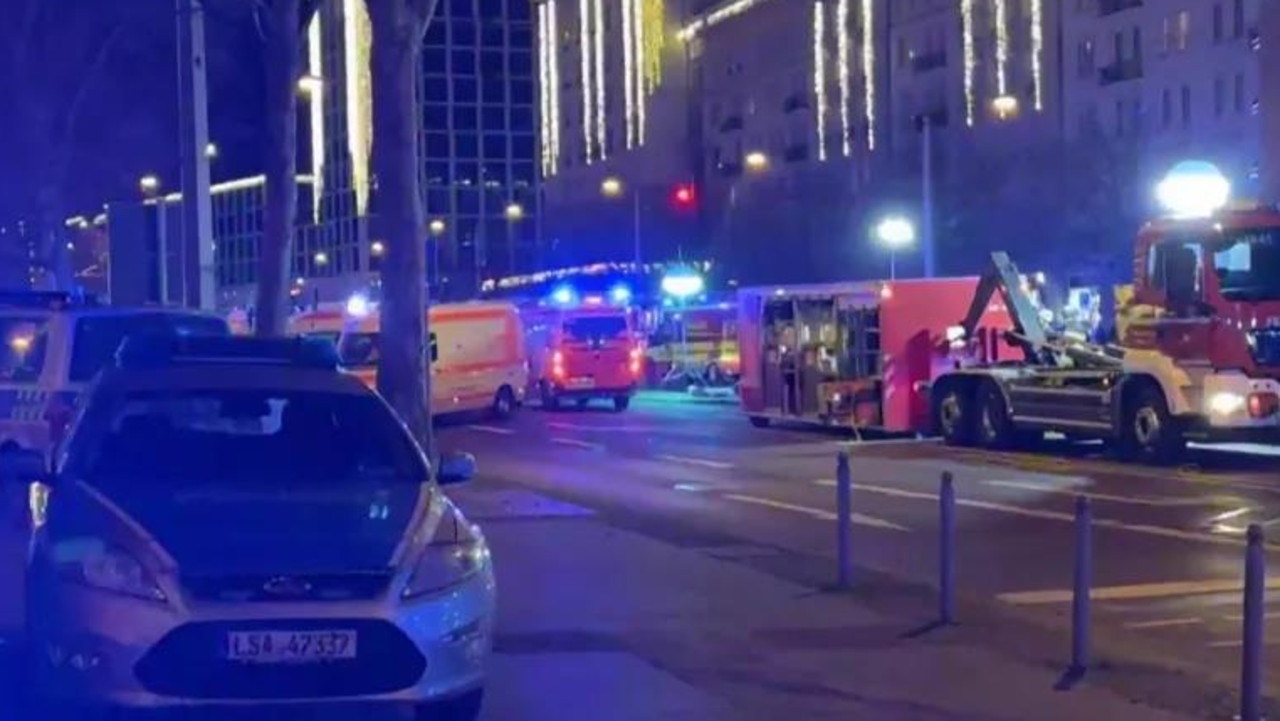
420;0;539;298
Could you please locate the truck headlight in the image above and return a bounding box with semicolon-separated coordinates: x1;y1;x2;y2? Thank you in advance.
1208;391;1246;416
402;504;489;599
51;537;166;602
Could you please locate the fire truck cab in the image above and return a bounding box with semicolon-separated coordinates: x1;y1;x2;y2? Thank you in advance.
524;286;643;411
738;279;1016;432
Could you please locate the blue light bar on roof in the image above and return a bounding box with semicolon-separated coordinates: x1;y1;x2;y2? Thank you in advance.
116;334;339;371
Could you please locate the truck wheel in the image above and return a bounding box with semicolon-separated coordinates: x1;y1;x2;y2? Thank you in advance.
613;396;631;412
1120;385;1185;464
974;381;1015;450
933;384;974;447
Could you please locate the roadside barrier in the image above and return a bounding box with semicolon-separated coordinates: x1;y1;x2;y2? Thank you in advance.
1241;523;1265;721
1070;495;1093;680
835;451;852;589
939;471;956;625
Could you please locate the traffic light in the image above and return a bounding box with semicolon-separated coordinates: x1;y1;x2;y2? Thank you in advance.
671;183;696;211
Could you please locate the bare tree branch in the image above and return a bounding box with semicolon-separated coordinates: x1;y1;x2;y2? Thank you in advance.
409;0;441;27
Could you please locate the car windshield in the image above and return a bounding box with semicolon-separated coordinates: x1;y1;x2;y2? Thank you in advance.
70;313;230;382
0;316;49;383
563;315;628;344
1211;229;1280;302
80;389;426;486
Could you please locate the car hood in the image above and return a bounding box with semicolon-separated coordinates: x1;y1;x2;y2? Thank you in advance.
68;480;430;576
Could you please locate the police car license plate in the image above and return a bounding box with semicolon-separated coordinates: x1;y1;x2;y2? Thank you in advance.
567;377;594;389
226;629;357;663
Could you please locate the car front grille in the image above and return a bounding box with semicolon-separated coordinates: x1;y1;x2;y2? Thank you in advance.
181;572;392;603
1249;329;1280;367
134;619;426;700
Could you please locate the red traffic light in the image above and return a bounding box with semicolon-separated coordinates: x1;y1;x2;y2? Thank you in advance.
672;183;696;208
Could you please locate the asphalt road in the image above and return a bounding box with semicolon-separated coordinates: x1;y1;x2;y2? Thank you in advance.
440;391;1280;697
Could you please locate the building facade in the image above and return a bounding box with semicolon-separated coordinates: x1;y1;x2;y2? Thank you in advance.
537;0;1065;283
1061;0;1265;200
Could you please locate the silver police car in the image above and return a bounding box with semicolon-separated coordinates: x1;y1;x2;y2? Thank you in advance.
3;335;494;718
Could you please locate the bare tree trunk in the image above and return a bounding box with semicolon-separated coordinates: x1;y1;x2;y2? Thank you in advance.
369;0;435;455
256;0;302;336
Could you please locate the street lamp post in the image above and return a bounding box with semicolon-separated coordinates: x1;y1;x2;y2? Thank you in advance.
602;177;642;268
875;216;916;281
428;219;446;296
140;175;169;303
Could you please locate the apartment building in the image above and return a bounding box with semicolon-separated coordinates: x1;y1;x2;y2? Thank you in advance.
1061;0;1264;197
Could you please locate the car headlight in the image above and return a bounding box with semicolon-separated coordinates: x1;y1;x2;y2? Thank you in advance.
402;504;489;599
1209;391;1246;416
50;537;166;602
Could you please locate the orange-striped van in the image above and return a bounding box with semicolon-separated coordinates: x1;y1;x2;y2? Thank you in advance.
337;301;528;419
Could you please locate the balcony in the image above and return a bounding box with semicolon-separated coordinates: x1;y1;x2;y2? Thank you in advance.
1098;58;1143;85
1097;0;1142;17
911;51;947;74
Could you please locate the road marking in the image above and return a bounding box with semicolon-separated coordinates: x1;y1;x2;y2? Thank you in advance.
981;480;1232;507
999;578;1280;605
659;454;734;470
846;436;939;447
467;425;516;435
815;480;1279;551
723;494;910;532
1123;617;1204;630
551;437;603;450
546;422;653;433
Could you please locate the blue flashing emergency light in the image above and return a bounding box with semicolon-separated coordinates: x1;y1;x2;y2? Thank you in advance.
609;284;632;305
550;285;577;306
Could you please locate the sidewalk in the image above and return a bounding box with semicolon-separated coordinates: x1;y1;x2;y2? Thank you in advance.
454;485;1202;721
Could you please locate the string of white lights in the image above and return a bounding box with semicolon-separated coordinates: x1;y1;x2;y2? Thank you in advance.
961;0;975;126
994;0;1008;97
836;0;850;158
549;0;561;166
860;0;874;150
813;1;826;162
307;14;324;222
678;0;776;41
1030;0;1044;111
579;0;593;162
343;0;372;215
538;2;552;175
622;0;636;148
634;0;647;145
592;0;607;160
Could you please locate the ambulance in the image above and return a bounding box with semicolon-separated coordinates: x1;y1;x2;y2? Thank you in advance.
523;284;643;411
286;303;349;344
337;298;528;419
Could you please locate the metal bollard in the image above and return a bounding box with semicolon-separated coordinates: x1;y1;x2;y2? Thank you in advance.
1240;523;1266;721
1070;495;1093;676
836;451;852;589
939;471;956;624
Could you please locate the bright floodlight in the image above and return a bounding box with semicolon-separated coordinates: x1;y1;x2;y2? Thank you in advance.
875;216;916;249
661;269;705;299
1156;160;1230;219
346;294;371;317
601;177;624;197
550;285;576;306
610;284;632;304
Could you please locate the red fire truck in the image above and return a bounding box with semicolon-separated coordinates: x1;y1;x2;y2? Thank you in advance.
737;278;1017;433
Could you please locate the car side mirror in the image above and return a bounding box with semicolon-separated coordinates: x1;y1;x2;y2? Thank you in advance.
437;451;477;486
0;446;47;485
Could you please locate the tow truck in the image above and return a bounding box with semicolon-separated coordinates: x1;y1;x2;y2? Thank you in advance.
931;192;1280;463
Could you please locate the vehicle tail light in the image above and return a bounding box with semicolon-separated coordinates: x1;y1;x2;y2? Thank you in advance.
1248;392;1279;418
552;350;565;379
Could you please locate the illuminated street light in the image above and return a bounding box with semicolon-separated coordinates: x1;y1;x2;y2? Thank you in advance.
297;75;323;94
505;203;524;221
991;95;1020;121
139;174;160;196
601;177;624;197
1156;160;1231;219
875;216;916;280
428;219;446;235
660;267;705;300
370;240;385;256
313;251;329;265
744;151;769;172
205;142;219;159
